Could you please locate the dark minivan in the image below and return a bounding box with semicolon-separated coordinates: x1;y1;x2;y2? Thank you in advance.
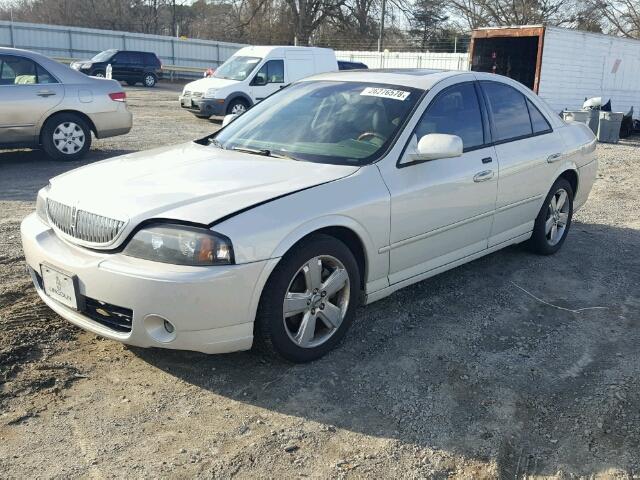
71;49;162;87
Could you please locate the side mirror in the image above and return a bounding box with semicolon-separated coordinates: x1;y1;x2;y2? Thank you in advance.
222;113;237;127
405;133;463;163
252;74;267;86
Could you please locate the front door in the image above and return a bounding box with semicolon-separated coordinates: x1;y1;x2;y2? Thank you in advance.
379;81;498;285
0;54;63;144
250;59;285;102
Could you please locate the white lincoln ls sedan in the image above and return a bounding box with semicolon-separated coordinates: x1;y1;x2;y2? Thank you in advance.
21;69;598;362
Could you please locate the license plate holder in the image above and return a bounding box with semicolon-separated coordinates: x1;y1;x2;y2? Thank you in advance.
40;263;79;310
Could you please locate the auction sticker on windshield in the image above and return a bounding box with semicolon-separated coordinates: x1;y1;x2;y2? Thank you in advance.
41;264;78;310
361;87;410;101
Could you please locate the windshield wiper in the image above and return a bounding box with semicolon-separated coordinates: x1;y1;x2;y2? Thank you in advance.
209;138;225;149
231;146;300;161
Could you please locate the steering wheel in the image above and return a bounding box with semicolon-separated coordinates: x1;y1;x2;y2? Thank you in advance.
357;132;386;143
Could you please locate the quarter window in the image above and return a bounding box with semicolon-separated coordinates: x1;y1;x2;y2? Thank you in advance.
481;81;533;142
414;82;485;151
527;98;551;134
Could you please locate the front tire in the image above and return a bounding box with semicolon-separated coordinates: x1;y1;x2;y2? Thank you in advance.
255;234;361;363
528;177;574;255
226;98;248;116
41;113;92;161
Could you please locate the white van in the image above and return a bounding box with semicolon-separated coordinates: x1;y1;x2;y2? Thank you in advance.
179;46;338;118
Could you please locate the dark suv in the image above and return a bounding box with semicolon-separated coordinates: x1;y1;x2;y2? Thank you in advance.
71;49;162;87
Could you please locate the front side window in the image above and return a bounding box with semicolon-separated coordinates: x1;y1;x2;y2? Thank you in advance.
213;81;422;165
0;56;57;85
481;81;533;142
113;52;132;64
213;56;261;81
414;82;485;151
253;60;285;84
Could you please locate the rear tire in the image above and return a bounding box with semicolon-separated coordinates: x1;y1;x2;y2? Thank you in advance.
143;73;157;88
41;113;92;162
527;177;574;255
255;234;361;363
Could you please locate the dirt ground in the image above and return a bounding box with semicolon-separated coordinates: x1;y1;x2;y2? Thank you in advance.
1;85;639;479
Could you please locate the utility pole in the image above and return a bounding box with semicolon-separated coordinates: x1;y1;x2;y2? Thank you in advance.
377;0;386;52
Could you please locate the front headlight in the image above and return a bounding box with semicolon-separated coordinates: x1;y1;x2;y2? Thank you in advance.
204;88;218;99
123;224;234;266
81;62;92;69
36;185;50;225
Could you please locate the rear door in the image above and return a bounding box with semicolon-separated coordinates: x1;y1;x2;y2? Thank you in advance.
249;59;284;101
0;54;63;144
478;80;566;246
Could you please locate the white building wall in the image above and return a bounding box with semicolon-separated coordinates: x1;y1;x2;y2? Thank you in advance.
335;51;470;71
539;27;640;116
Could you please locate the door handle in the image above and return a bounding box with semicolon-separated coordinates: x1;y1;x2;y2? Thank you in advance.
473;170;494;182
37;90;56;97
481;157;492;164
547;153;562;163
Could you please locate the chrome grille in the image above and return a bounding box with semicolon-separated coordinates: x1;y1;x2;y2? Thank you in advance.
47;198;125;245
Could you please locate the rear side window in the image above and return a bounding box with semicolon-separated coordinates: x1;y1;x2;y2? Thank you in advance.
527;99;552;134
414;82;485;151
128;52;143;65
144;53;159;66
0;55;57;85
481;81;533;142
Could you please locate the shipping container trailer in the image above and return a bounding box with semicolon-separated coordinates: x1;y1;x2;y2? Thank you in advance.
470;26;640;117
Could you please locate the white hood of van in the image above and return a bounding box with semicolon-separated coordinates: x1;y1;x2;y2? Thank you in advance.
184;77;239;94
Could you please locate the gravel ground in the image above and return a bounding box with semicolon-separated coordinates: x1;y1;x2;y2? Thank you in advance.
1;85;639;478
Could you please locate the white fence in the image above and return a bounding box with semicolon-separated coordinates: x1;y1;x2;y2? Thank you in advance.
0;20;246;76
336;51;470;70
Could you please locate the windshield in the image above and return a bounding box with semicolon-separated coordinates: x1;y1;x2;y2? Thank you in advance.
91;49;117;62
213;81;423;166
213;56;261;81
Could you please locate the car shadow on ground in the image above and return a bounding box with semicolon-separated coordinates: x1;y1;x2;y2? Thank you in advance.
134;221;640;476
0;148;135;201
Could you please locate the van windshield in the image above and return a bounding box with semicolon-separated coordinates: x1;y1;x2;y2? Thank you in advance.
212;80;423;166
91;50;117;62
213;56;261;81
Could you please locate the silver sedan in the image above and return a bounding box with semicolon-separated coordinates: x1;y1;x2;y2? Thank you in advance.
0;47;132;161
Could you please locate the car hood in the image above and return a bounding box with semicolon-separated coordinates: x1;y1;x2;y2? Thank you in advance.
47;142;359;247
184;77;239;93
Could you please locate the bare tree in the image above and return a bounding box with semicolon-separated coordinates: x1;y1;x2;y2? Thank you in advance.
589;0;640;37
284;0;346;44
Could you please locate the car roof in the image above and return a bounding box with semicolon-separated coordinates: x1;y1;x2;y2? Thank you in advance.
234;45;334;57
301;68;468;89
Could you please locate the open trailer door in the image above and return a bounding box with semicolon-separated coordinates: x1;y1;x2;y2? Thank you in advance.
470;26;546;92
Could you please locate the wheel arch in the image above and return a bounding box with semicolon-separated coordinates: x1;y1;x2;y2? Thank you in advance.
39;110;97;144
225;92;253;111
558;169;578;198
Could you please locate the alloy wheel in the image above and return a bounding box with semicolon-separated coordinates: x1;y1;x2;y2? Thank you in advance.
52;122;85;155
144;74;155;87
545;188;570;246
282;255;350;349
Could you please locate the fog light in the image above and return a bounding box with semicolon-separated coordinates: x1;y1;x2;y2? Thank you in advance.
163;320;175;333
144;314;177;343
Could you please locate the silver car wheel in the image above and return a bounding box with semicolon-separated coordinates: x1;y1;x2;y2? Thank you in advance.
144;74;155;87
545;188;570;246
94;72;105;78
52;122;85;155
283;255;350;349
230;103;246;115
